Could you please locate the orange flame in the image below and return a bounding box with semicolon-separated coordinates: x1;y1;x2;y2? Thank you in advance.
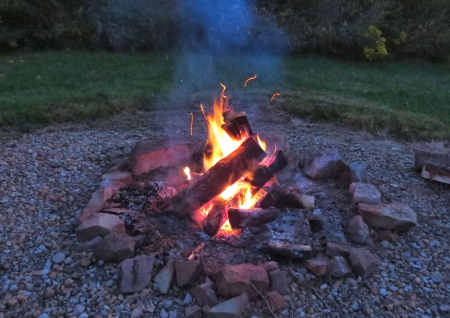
270;92;280;102
244;74;257;87
183;166;191;181
190;112;194;136
220;83;228;99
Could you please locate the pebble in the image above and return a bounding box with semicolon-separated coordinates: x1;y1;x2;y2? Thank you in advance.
431;273;443;283
43;287;55;299
160;309;169;318
163;299;173;309
52;252;65;264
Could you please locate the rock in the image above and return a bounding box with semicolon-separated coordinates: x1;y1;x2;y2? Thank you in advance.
305;255;329;276
377;230;395;243
267;291;287;310
120;254;156;293
43;287;55;299
258;132;290;156
80;257;91;267
413;149;450;171
78;187;115;222
299;195;314;209
215;264;270;299
339;162;369;184
268;270;288;295
303;148;347;180
349;183;381;205
131;307;143;318
94;233;135;262
329;256;352;278
163;299;173;309
154;259;175;294
76;213;126;242
102;171;132;184
347;215;369;243
439;305;450;314
129;138;195;175
74;304;85;315
325;242;351;258
185;305;201;318
431;272;443;283
75;236;104;252
191;283;218;306
349;249;377;278
262;261;279;273
6;298;18;307
206;293;249;318
358;203;417;231
175;259;204;288
100;178;127;191
52;252;65;264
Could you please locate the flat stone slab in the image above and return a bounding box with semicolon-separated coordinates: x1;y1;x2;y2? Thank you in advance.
120;254;156;293
154;259;175;294
76;213;126;242
303;148;346;180
206;293;249;318
349;182;381;205
358;202;417;231
78;187;114;222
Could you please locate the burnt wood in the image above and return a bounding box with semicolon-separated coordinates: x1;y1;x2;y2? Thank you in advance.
201;200;229;236
169;137;267;217
228;208;282;229
250;150;287;186
260;241;313;260
221;111;254;140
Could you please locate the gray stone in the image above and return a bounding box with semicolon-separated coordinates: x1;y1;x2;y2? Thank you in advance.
325;242;351;258
349;249;377;278
175;259;203;288
120;254;156;293
185;305;201;318
358;203;417;231
431;272;443;283
131;307;143;318
268;270;289;295
94;233;135;262
191;283;218;307
347;215;369;243
52;252;65;264
76;213;126;242
154;259;175;294
340;162;369;183
329;256;352;278
349;183;381;205
303;148;347;180
206;293;249;318
78;187;115;222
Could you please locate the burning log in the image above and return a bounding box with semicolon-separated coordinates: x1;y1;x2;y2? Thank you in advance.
222;111;254;140
228;208;282;229
260;241;313;260
169;137;267;218
250;150;288;187
201;200;229;236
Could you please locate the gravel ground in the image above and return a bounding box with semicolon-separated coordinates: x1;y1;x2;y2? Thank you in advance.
0;107;449;318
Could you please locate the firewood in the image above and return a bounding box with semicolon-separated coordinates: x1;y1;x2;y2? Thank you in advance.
228;208;282;229
201;200;229;236
250;150;287;186
260;241;313;260
222;111;254;140
169;137;267;217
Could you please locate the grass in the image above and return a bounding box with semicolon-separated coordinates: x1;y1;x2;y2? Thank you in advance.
1;51;449;140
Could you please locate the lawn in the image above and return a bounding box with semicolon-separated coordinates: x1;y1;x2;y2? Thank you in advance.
1;51;449;139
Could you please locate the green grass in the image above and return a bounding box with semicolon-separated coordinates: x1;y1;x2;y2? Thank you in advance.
1;51;449;140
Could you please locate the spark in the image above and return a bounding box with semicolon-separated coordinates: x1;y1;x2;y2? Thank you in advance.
270;92;280;102
183;166;191;181
190;112;194;136
244;74;257;87
220;83;228;99
200;104;207;120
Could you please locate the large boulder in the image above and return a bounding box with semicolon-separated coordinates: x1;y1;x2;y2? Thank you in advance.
358;203;417;231
94;233;135;262
120;254;155;293
129;137;195;175
76;213;126;242
349;183;381;205
215;264;270;299
303;148;347;180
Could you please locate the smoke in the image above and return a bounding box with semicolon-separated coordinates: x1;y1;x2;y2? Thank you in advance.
168;0;287;104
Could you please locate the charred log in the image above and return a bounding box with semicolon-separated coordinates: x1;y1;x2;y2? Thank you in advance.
228;208;282;229
260;241;313;260
169;137;267;217
222;111;254;140
201;200;229;236
250;150;287;186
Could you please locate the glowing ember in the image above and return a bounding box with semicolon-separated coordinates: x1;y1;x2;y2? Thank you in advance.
220;83;228;99
190;112;194;136
183;166;191;181
244;74;257;87
270;92;280;102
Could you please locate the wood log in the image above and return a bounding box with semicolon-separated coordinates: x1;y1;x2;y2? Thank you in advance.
222;111;254;140
201;200;229;236
169;137;267;217
250;150;287;186
260;241;313;260
228;208;282;229
413;149;450;171
422;162;450;184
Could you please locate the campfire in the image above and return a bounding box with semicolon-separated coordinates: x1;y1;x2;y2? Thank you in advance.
167;93;292;237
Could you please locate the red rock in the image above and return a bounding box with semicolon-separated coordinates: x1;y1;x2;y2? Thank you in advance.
267;291;287;310
349;248;377;278
325;242;351;258
306;255;329;276
175;259;204;288
191;283;218;306
76;213;125;242
377;229;395;243
329;256;352;278
120;254;155;293
154;259;175;294
206;293;249;318
358;203;417;231
215;264;270;299
185;305;201;318
268;270;288;295
303;148;347;180
347;215;369;243
94;233;135;262
129;138;195;175
78;188;114;221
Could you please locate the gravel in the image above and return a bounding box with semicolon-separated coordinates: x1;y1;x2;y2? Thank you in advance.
0;108;449;317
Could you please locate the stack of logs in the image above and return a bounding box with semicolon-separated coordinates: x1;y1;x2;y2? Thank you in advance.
168;111;306;236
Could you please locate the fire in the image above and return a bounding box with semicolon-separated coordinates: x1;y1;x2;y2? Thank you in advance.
270;92;280;102
183;166;191;181
220;83;228;99
244;74;257;87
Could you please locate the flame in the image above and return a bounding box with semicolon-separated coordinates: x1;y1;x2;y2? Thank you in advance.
190;113;194;136
220;83;228;99
256;134;266;152
183;166;191;181
270;92;280;102
244;74;257;87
